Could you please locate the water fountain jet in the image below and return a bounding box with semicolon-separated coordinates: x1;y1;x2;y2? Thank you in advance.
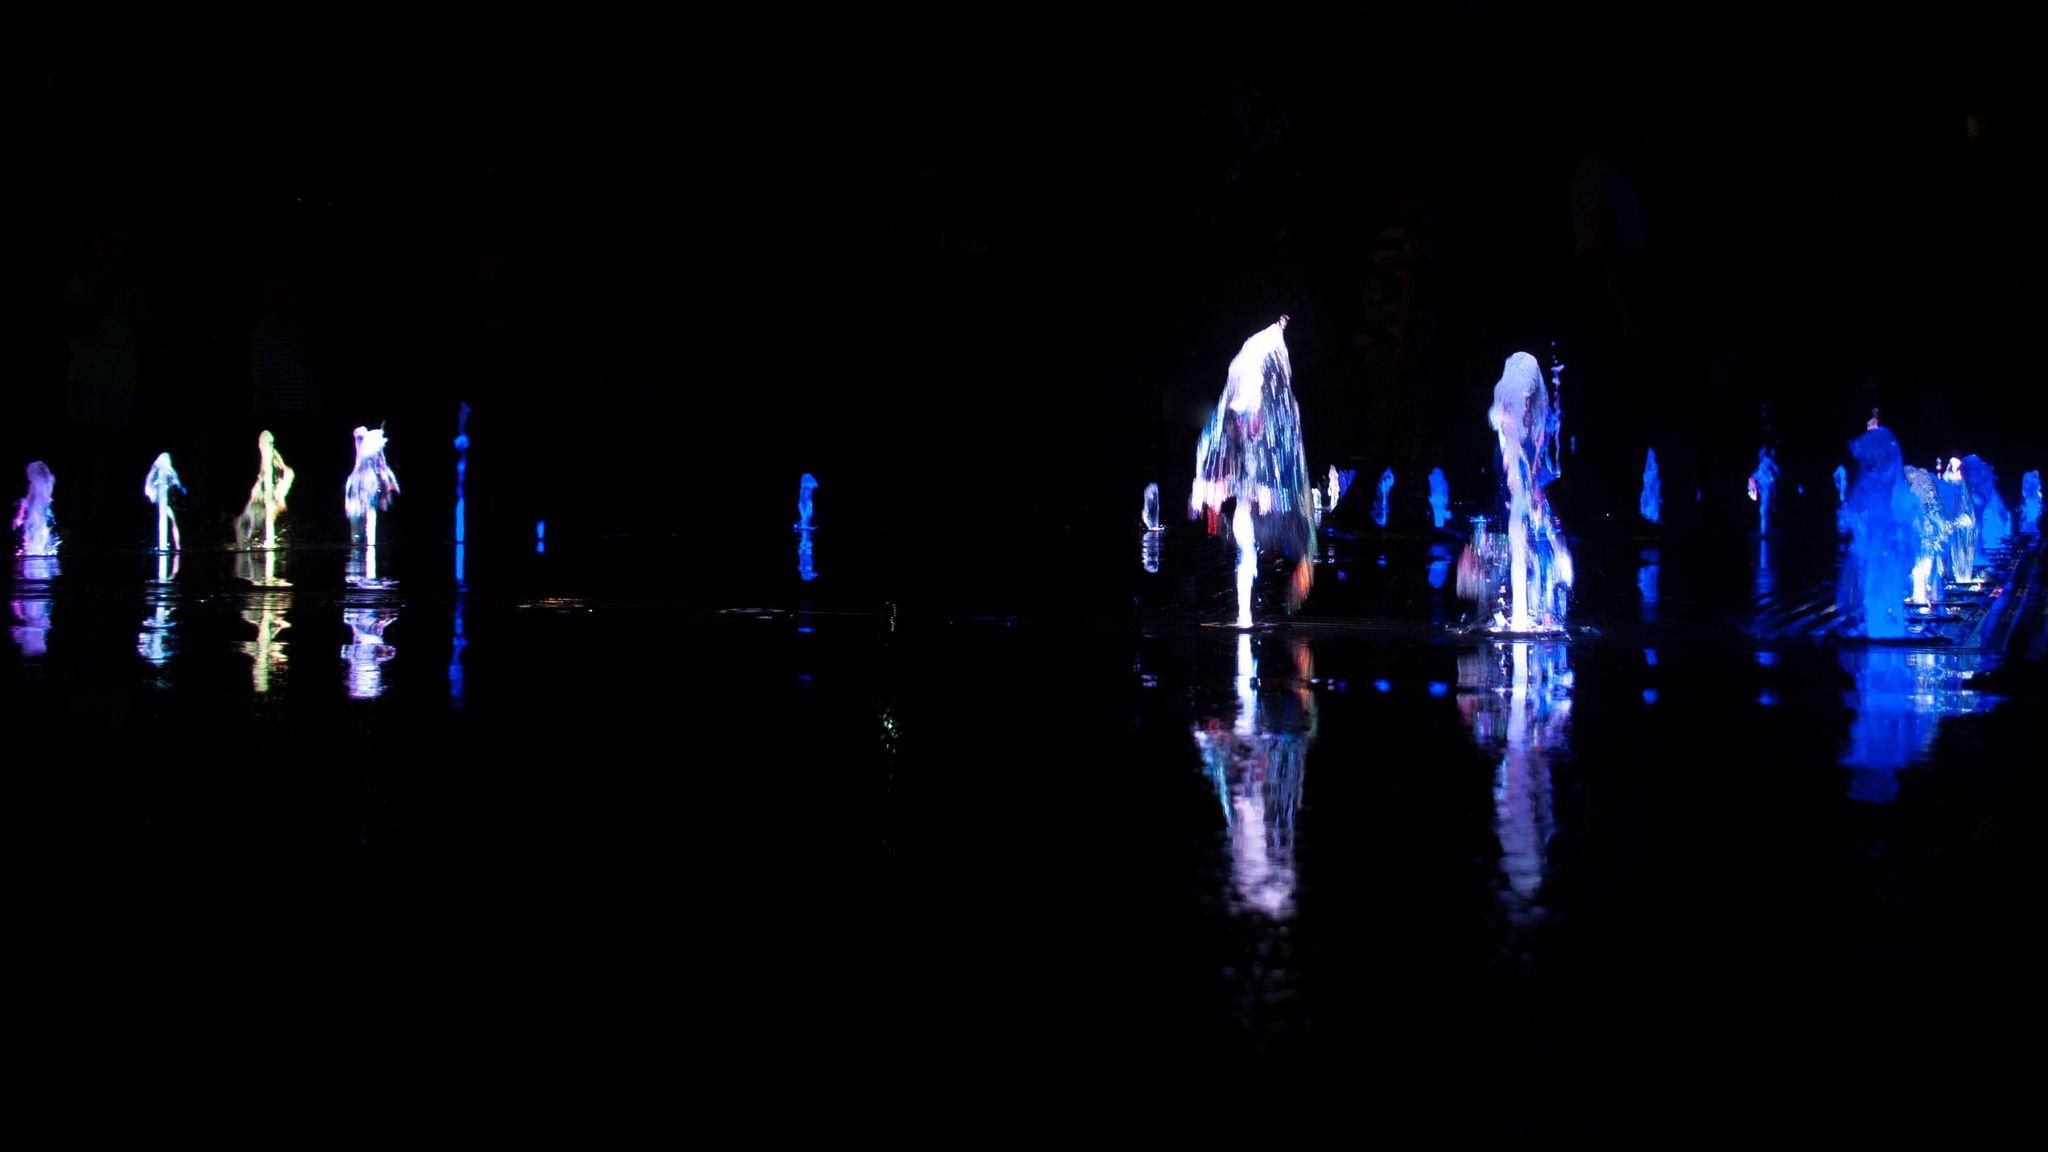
13;462;57;556
345;425;400;587
142;453;182;554
1485;354;1572;633
234;432;294;551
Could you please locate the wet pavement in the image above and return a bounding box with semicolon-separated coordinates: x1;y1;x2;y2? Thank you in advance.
12;521;2041;1136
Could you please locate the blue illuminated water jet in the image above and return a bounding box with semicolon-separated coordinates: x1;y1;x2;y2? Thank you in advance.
1961;455;2010;562
1428;467;1450;529
1373;468;1394;529
1189;320;1317;626
536;520;545;555
796;473;818;530
1838;426;1915;638
1938;459;1975;584
1639;448;1660;524
1903;466;1950;606
1834;465;1848;507
453;402;470;545
2021;471;2041;531
1748;447;1778;535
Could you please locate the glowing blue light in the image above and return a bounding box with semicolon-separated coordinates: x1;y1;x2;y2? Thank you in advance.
1373;679;1391;693
1428;681;1448;697
1840;427;1913;637
1428;467;1451;529
1643;648;1657;666
798;530;817;581
796;473;818;530
1642;688;1657;704
1749;447;1779;535
453;402;470;544
1640;447;1660;523
1373;469;1394;529
1756;651;1778;667
449;595;466;708
2021;470;2041;531
1758;689;1778;706
1427;559;1449;589
535;519;545;554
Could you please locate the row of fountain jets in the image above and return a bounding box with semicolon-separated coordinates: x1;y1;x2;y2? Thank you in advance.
1151;321;2042;635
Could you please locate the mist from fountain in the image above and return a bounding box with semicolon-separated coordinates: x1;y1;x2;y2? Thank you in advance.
1189;320;1317;626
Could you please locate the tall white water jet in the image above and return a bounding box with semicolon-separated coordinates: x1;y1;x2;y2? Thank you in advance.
796;473;818;530
142;453;182;553
1189;319;1317;626
2022;471;2043;531
1938;458;1975;584
1428;467;1451;529
13;462;57;556
1487;353;1573;633
345;425;400;586
1141;482;1161;531
1748;447;1778;535
1328;467;1354;513
234;431;294;550
1640;448;1661;523
1372;468;1394;528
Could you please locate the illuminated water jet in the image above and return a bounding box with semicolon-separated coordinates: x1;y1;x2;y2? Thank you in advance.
142;453;182;553
1640;448;1661;524
1189;320;1317;626
1838;426;1915;638
1961;455;2010;562
1373;468;1394;529
796;473;818;530
1834;465;1848;506
2022;471;2042;532
1748;447;1778;535
1485;353;1572;633
234;431;294;551
1903;466;1950;607
454;402;470;544
1427;467;1450;529
13;462;57;556
1938;458;1975;585
345;425;400;587
1141;483;1160;531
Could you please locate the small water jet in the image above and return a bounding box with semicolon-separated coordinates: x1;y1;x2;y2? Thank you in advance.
1938;458;1975;585
1427;467;1450;529
234;431;294;551
1141;482;1160;531
1483;353;1572;633
1903;466;1951;607
1189;320;1317;627
2022;471;2042;532
1747;447;1778;535
1372;468;1394;529
13;462;57;556
1640;448;1661;524
1834;465;1848;506
344;425;400;587
1838;425;1915;638
798;530;817;581
141;453;183;553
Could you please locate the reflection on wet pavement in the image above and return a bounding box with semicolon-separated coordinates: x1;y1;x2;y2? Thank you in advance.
11;555;56;658
1459;639;1570;918
342;598;400;698
1838;646;2000;803
1194;633;1316;919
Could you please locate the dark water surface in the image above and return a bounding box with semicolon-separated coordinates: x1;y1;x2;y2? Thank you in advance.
12;527;2038;1136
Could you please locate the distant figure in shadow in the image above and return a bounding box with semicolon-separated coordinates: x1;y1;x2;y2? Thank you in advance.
63;225;147;530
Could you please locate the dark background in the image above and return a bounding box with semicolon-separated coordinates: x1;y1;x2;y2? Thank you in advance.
5;19;2037;555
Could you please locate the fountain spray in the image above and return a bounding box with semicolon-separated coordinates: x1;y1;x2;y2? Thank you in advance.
1640;448;1661;524
2022;471;2042;532
1373;469;1394;529
1428;467;1451;529
1189;319;1317;627
1748;447;1778;535
796;473;818;531
1487;354;1572;633
234;431;294;550
143;453;183;553
13;462;57;556
345;425;400;586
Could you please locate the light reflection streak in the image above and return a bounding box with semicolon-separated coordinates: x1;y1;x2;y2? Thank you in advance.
342;600;399;699
1838;647;2000;803
1193;633;1317;919
1459;640;1571;917
10;555;58;657
240;591;290;693
137;554;179;669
